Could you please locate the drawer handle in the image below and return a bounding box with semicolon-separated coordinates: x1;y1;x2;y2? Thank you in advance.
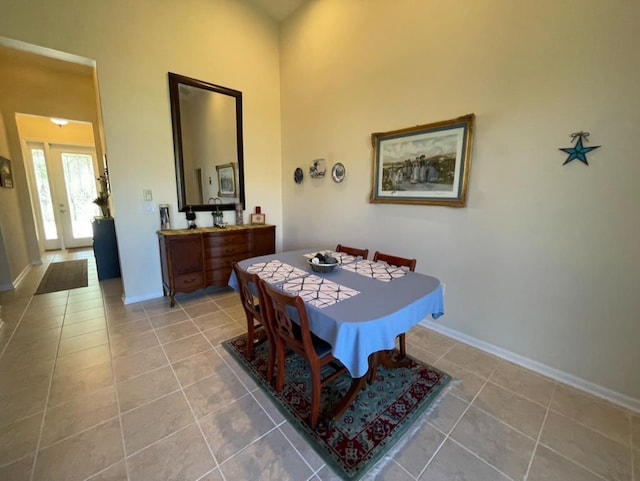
184;278;196;284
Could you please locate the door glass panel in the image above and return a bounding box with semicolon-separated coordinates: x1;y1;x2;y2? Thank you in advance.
31;148;58;240
61;153;98;239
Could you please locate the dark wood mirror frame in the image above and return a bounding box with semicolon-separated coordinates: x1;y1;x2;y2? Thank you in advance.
168;72;245;212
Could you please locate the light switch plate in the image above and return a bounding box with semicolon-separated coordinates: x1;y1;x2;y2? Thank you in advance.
141;202;155;214
143;189;153;201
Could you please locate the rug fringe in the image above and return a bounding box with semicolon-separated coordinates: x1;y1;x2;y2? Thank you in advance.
360;379;460;480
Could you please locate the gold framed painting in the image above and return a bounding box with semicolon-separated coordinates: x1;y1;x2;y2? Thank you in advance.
370;114;475;207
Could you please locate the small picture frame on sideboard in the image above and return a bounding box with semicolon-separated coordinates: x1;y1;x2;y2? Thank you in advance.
250;213;266;225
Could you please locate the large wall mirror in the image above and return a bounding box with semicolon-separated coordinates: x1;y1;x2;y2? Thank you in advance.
168;72;245;212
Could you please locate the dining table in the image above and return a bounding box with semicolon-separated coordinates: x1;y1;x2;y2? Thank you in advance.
229;247;444;421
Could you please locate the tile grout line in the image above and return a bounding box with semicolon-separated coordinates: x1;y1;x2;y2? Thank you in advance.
145;302;228;481
447;437;518;481
416;364;518;481
104;285;133;481
196;296;323;478
275;420;329;477
412;327;636;478
415;363;492;480
410;328;459;441
28;290;70;481
522;385;614;481
212;424;281;472
523;382;557;480
0;295;33;360
533;441;611;481
431;356;618;481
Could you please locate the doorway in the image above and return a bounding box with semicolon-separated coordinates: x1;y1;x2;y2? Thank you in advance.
0;38;108;275
25;141;100;250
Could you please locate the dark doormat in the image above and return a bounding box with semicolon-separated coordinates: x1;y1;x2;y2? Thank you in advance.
35;259;88;295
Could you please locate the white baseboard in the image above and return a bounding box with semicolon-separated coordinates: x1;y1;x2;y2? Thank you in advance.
13;264;31;288
0;264;31;292
122;290;164;305
420;319;640;414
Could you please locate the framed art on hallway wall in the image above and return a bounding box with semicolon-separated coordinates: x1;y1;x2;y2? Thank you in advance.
0;156;14;188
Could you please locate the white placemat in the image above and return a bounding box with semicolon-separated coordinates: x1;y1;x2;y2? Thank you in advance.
282;275;360;308
339;260;408;282
246;260;307;284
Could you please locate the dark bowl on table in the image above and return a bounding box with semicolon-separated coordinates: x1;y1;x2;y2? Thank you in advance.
307;257;338;273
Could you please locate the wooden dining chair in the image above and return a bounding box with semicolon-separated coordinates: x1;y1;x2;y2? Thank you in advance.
372;251;417;357
335;244;369;260
232;263;276;382
258;279;347;428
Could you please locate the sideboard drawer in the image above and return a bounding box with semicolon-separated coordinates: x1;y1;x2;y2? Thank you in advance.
203;232;249;248
205;267;233;286
174;272;205;290
204;243;251;259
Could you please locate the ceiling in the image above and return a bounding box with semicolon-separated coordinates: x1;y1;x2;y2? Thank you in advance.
246;0;307;21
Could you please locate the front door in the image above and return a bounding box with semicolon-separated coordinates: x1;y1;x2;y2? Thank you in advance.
26;142;100;250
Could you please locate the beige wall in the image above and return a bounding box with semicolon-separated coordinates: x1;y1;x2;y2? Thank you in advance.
0;0;283;302
280;1;640;402
0;112;26;288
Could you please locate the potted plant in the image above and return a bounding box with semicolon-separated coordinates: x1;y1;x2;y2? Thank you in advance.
93;171;110;217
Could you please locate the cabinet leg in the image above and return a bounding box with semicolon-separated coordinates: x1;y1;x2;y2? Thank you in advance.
169;292;176;308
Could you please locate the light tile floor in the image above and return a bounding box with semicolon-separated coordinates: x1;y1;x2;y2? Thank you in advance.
0;249;638;481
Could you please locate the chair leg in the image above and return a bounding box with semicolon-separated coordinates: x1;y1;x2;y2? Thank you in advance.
367;352;379;384
309;363;322;428
245;315;255;360
266;337;276;383
399;333;406;358
274;341;285;393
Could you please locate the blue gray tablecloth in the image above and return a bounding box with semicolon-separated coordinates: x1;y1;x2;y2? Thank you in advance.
229;248;444;378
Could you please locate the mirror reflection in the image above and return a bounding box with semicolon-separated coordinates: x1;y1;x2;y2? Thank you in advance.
168;72;245;212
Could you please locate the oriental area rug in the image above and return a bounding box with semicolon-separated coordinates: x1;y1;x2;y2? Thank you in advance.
35;259;88;295
223;333;451;480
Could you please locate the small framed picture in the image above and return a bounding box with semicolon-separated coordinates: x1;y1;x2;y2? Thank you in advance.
0;156;14;188
250;213;266;224
216;163;236;197
309;158;326;178
159;204;171;230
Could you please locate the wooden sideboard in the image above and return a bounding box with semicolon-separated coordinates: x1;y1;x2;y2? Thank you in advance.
158;224;275;306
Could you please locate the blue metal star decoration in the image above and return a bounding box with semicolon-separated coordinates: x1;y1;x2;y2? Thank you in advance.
559;131;600;166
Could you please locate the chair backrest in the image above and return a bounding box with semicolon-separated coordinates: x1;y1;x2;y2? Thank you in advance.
233;262;262;321
258;280;317;360
372;251;417;272
335;244;369;260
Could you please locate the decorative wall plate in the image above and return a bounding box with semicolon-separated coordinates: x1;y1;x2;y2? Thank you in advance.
294;167;304;184
331;162;346;183
309;158;326;178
